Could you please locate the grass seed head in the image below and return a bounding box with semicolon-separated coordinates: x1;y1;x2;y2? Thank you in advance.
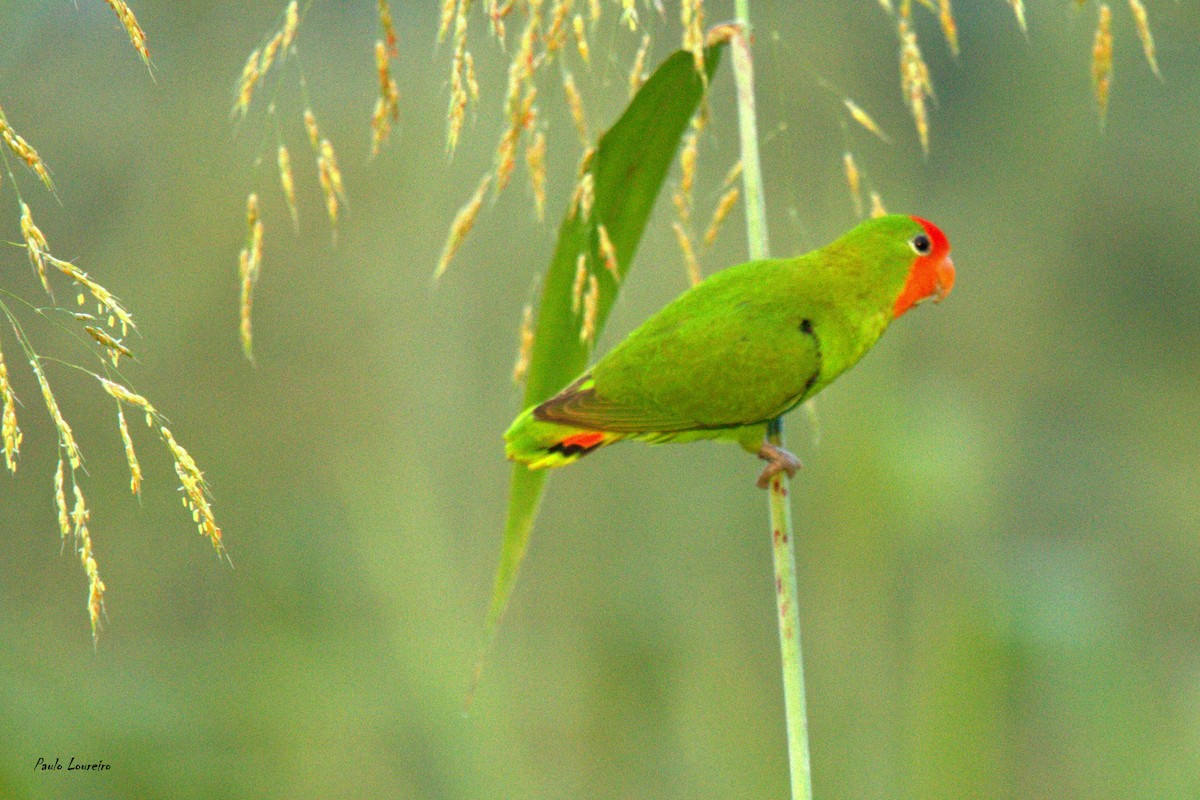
117;407;143;496
54;459;70;538
1092;4;1113;122
898;17;934;155
562;71;590;144
579;273;599;345
0;109;54;191
843;151;864;218
620;0;638;31
597;223;620;281
31;358;81;470
282;1;300;49
0;351;20;473
1127;0;1159;78
1008;0;1027;34
160;426;222;554
512;303;535;385
303;108;321;150
869;190;888;218
703;185;740;247
526;130;547;221
278;145;299;230
571;252;588;313
103;0;150;66
573;14;591;65
234;48;262;116
379;0;398;55
19;202;51;295
671;221;701;287
99;378;157;416
843;98;890;143
629;34;651;98
435;174;492;280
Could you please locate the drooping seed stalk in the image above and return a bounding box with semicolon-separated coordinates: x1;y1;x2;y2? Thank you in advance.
730;4;813;799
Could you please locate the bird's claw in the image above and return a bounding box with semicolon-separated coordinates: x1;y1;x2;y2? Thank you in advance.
756;441;802;489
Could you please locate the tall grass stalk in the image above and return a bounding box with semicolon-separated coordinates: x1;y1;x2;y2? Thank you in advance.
730;4;813;798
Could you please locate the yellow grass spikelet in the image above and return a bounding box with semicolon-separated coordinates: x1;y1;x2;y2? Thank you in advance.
619;0;638;31
0;107;54;191
80;527;107;645
512;303;535;385
671;222;701;287
842;98;890;143
117;407;143;496
317;153;340;238
67;480;106;643
546;0;572;53
869;190;888;218
0;348;20;474
843;151;864;219
464;52;480;104
438;0;457;42
597;223;620;281
84;326;133;366
98;377;157;416
878;0;894;11
573;14;590;65
43;252;135;334
681;0;705;73
447;38;469;155
30;358;81;470
54;459;70;539
379;0;398;56
239;193;263;360
1092;4;1113;123
579;273;599;345
1007;0;1027;34
526;130;547;221
629;34;651;98
435;174;491;281
277;145;299;231
722;160;744;189
703;185;740;247
937;0;958;55
319;139;346;203
160;426;223;554
562;71;589;144
371;40;401;156
680;129;698;197
303;108;321;150
494;127;520;195
282;1;300;49
589;0;601;24
569;170;596;221
1127;0;1160;79
233;48;262;117
103;0;150;66
260;31;284;77
898;16;934;155
571;252;588;313
19;202;51;295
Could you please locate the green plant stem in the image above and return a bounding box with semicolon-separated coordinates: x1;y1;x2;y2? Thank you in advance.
730;5;813;800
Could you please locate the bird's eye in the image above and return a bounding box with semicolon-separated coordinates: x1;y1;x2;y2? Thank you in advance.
910;233;932;255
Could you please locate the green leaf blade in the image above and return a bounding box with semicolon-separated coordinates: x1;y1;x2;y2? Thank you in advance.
471;46;725;703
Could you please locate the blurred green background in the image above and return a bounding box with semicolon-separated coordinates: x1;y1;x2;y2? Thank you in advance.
1;1;1198;798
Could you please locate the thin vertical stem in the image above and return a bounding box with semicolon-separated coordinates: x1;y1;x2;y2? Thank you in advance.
730;6;813;800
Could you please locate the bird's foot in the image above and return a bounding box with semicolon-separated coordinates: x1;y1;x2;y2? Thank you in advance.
756;441;802;489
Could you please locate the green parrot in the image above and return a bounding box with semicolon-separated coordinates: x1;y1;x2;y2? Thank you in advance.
505;214;955;487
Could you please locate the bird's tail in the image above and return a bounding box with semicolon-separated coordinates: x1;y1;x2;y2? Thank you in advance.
504;406;619;469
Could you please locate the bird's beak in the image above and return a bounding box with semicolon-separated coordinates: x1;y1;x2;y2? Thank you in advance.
934;255;955;303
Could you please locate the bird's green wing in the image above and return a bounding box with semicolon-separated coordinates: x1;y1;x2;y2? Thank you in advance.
535;260;824;433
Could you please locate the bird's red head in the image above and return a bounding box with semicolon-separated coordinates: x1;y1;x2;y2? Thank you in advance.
893;216;955;318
